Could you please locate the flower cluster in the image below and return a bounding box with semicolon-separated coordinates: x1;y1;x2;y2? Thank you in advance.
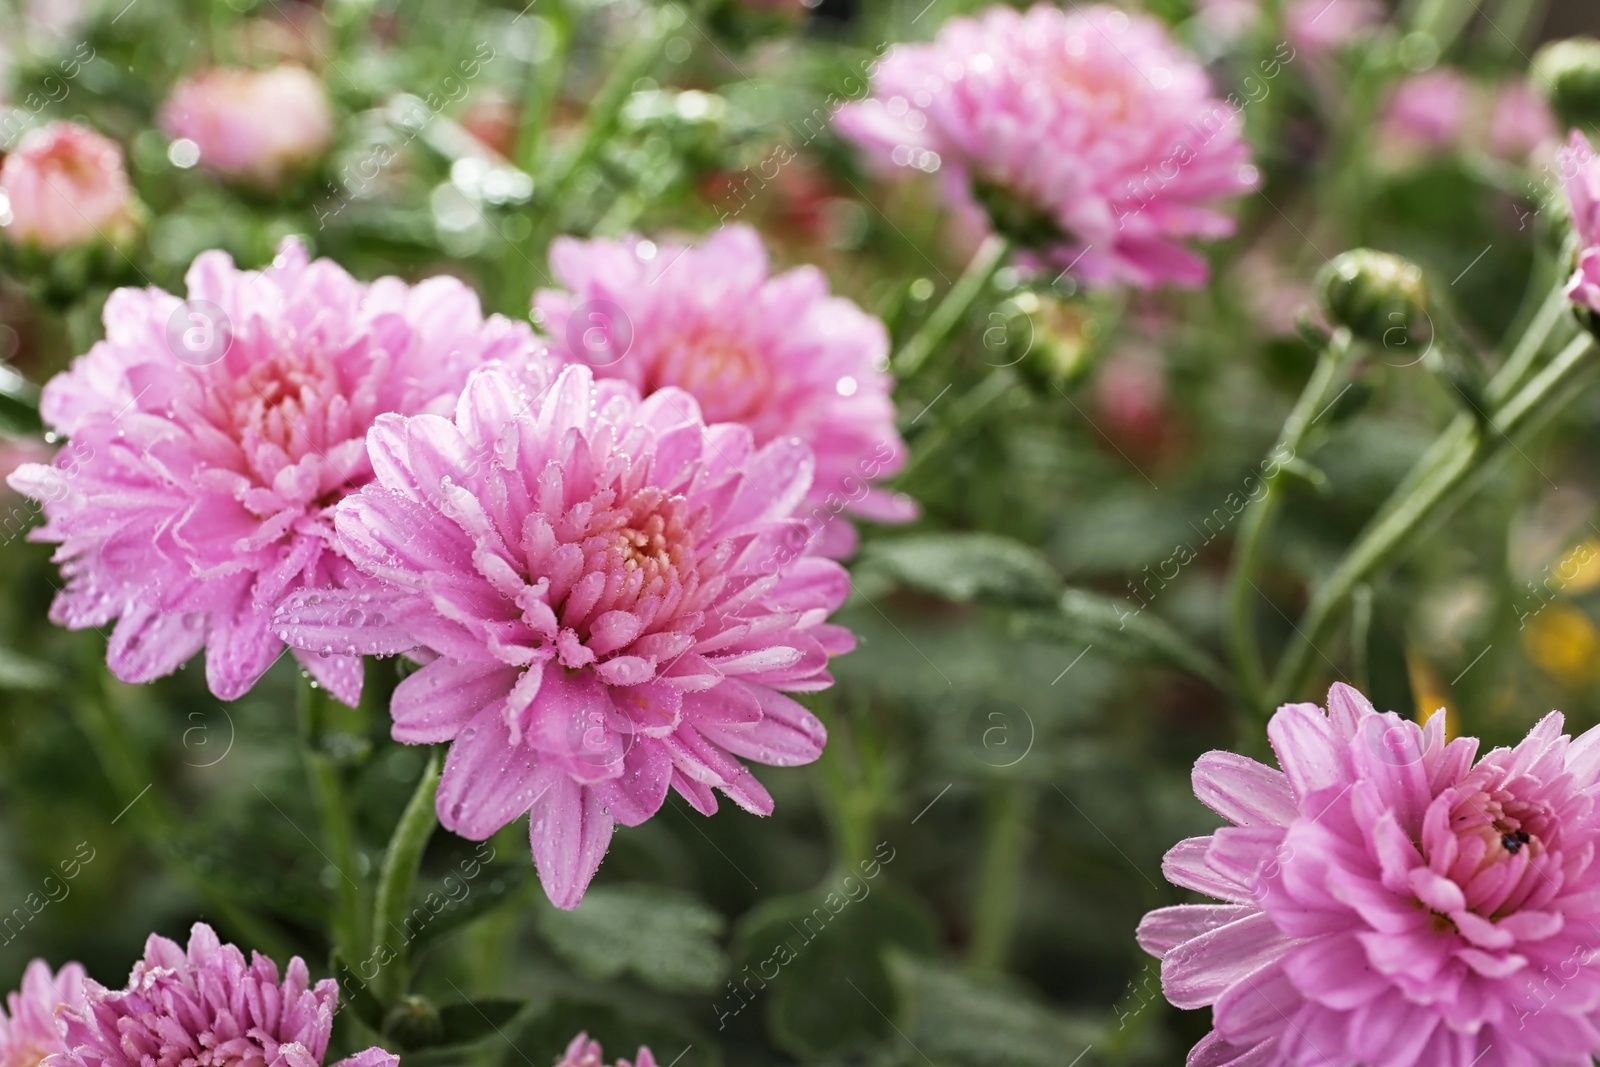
534;225;913;556
1140;683;1600;1067
835;2;1258;289
8;238;542;705
274;363;849;907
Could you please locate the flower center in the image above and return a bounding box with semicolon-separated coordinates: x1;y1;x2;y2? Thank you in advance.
554;486;703;641
646;324;773;424
1429;777;1558;920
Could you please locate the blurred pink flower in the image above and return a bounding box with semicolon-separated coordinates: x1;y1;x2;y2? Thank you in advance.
1;960;86;1067
534;226;913;557
1488;81;1558;162
7;238;541;705
1561;131;1600;314
0;122;135;250
555;1033;658;1067
160;66;333;184
275;364;849;908
1196;0;1260;45
1382;69;1472;152
835;3;1257;290
1286;0;1383;58
1140;682;1600;1067
49;923;394;1067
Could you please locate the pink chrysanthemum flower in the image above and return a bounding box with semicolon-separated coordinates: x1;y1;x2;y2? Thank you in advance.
0;122;136;251
1139;683;1600;1067
273;364;849;908
834;3;1258;289
48;923;394;1067
533;226;913;557
554;1033;657;1067
1561;131;1600;315
161;67;334;186
1;959;87;1067
7;238;541;705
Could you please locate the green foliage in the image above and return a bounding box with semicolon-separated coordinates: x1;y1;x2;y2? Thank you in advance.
537;885;729;993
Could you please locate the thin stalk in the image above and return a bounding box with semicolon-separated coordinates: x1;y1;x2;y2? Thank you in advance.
536;5;675;211
966;779;1035;977
370;749;441;1005
1226;331;1353;713
513;0;571;172
893;235;1010;378
1487;264;1577;407
897;367;1019;485
1268;333;1598;706
299;677;370;967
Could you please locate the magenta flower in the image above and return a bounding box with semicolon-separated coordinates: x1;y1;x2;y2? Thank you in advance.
534;226;913;557
834;3;1258;289
1487;82;1558;162
273;364;849;908
7;238;542;705
1139;683;1600;1067
1;959;87;1067
0;122;136;251
49;923;394;1067
1286;0;1382;59
554;1033;657;1067
161;66;333;185
1561;131;1600;315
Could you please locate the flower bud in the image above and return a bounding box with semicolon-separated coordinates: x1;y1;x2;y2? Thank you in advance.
160;65;333;185
381;995;443;1050
0;122;137;251
1533;38;1600;129
1315;249;1427;345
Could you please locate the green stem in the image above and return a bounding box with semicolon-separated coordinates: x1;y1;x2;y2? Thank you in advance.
1225;331;1353;713
897;367;1019;484
535;5;676;212
893;235;1011;378
514;2;572;172
1487;258;1577;407
299;677;369;967
370;749;441;1005
1268;332;1598;706
966;779;1035;977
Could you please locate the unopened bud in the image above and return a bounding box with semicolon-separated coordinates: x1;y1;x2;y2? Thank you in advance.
1533;39;1600;129
382;995;444;1050
1315;250;1427;346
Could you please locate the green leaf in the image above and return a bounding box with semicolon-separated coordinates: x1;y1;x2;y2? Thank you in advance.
404;862;530;952
1012;589;1233;696
437;998;528;1046
731;881;938;1060
856;533;1060;607
888;954;1104;1067
536;884;727;992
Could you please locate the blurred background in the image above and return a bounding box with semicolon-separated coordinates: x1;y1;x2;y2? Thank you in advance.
0;1;1599;1066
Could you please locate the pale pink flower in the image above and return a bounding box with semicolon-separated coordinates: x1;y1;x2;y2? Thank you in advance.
161;66;333;184
554;1033;657;1067
0;960;87;1067
7;238;541;705
1196;0;1261;46
274;364;849;908
48;923;394;1067
1286;0;1382;58
835;3;1258;289
1488;82;1559;162
534;226;913;557
1139;682;1600;1067
1561;131;1600;315
1382;70;1472;152
0;123;135;251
